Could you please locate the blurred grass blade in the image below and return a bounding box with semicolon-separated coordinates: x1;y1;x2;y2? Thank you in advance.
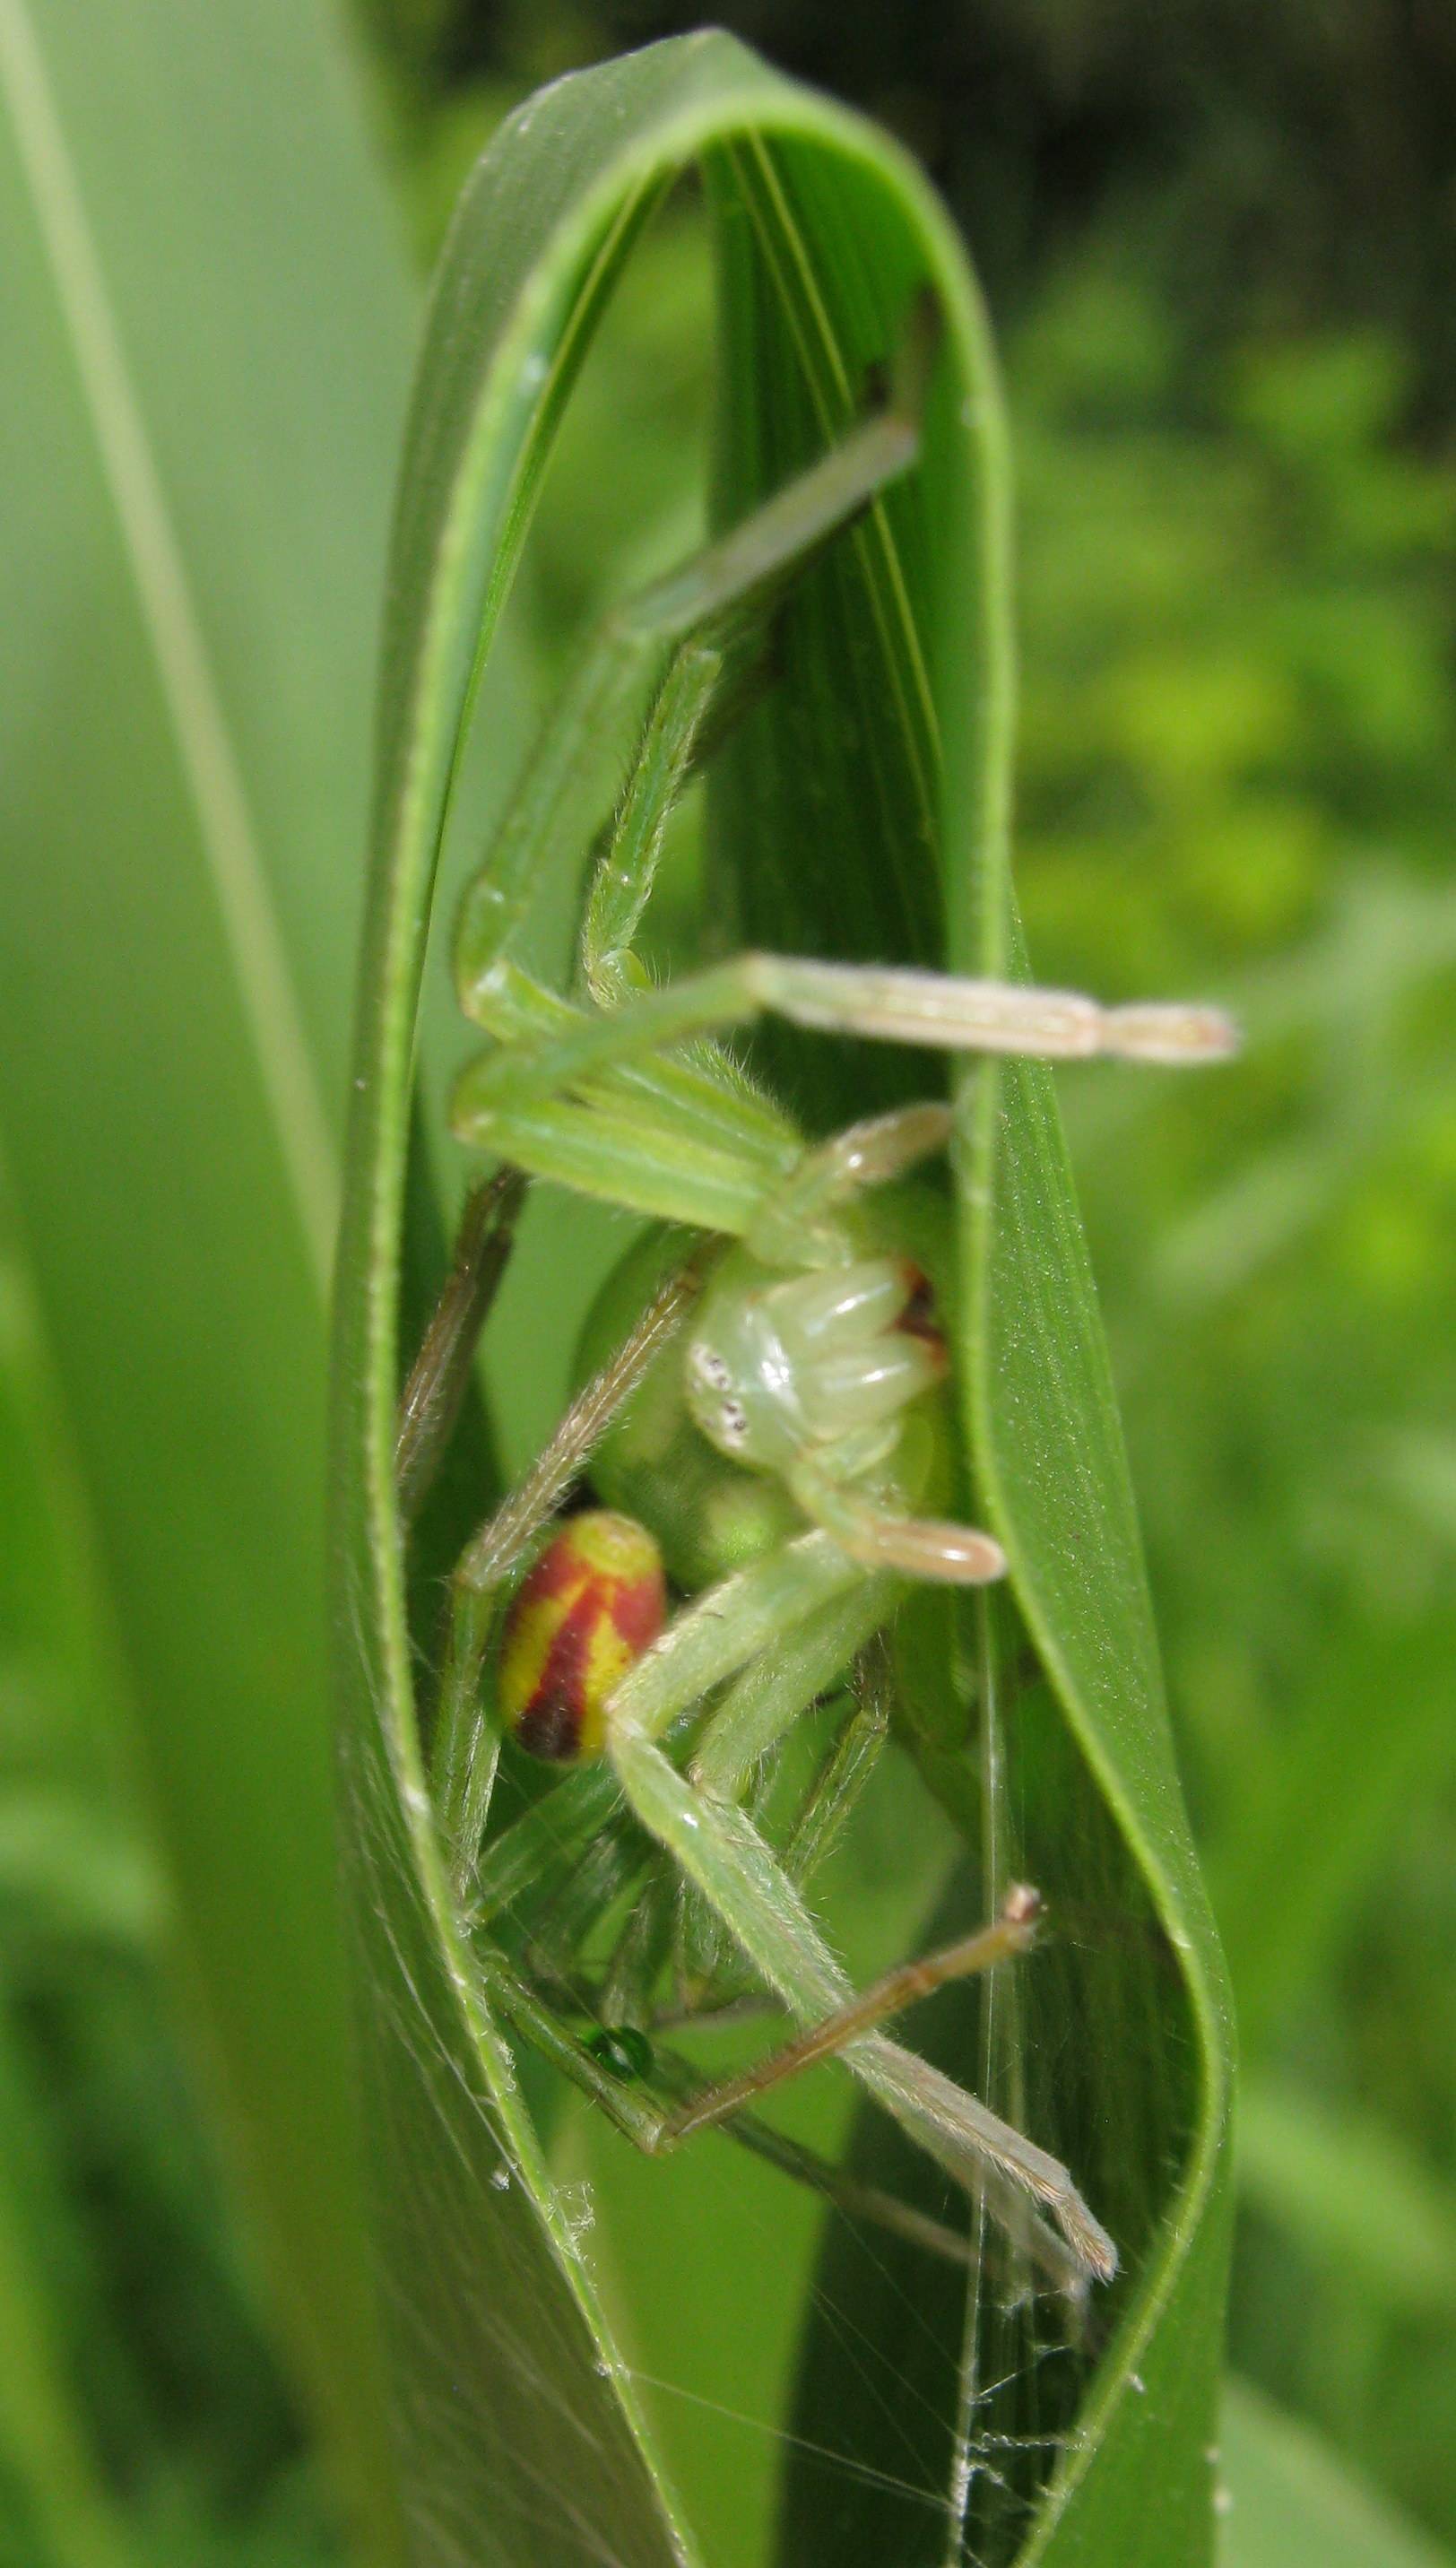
1214;1603;1456;2050
0;0;414;2547
0;2017;134;2568
1238;2079;1456;2319
0;1171;141;2564
0;1141;147;1904
336;26;1230;2564
1219;2380;1452;2568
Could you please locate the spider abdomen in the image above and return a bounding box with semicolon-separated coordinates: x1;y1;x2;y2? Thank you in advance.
499;1510;666;1762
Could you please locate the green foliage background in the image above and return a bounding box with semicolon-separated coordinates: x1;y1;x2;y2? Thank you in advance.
0;3;1451;2564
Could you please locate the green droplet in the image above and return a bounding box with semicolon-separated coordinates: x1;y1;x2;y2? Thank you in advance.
587;2025;654;2082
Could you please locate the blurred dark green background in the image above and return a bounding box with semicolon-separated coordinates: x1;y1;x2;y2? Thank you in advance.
2;3;1452;2562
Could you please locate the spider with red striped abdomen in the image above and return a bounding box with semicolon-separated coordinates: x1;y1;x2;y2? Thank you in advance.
397;312;1235;2291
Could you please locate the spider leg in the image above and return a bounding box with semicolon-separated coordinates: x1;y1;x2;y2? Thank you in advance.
749;953;1239;1064
788;1455;1006;1587
455;953;1237;1154
745;1102;953;1268
780;1638;895;1889
661;1887;1042;2146
510;1809;653;1989
430;1246;706;1893
474;1930;992;2274
689;1580;896;1802
463;1528;868;1939
454;374;925;1026
673;1579;897;2001
576;637;725;1011
445;336;940;1236
601;1556;1118;2282
395;1166;527;1522
599;1854;679;2030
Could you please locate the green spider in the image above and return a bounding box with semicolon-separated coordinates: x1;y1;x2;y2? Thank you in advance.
397;317;1235;2294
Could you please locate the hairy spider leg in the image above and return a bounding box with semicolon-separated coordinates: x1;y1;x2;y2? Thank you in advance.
480;1606;893;2017
779;1638;897;1885
412;325;1167;2286
394;1166;527;1522
470;1918;1025;2279
519;1807;655;1992
744;1101;954;1267
661;1890;1044;2147
602;1627;1118;2281
462;1512;1114;2278
455;385;922;1016
576;636;724;1013
430;1246;706;1894
446;353;932;1235
421;1259;1112;2277
455;948;1238;1155
664;1582;897;2009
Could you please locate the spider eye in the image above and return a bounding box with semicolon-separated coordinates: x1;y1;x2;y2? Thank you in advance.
691;1344;732;1392
718;1397;749;1445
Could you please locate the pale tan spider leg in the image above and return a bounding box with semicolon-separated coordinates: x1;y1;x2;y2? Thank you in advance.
395;1166;527;1523
745;1100;954;1269
430;1246;708;1894
787;1459;1007;1584
603;1580;1118;2281
662;1886;1044;2145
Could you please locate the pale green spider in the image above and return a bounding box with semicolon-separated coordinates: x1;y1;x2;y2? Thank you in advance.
399;317;1234;2292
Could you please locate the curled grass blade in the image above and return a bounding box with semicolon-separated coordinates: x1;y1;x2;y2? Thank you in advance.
334;28;1232;2560
699;62;1235;2568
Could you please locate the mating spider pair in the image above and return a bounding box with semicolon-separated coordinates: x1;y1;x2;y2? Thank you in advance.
395;310;1235;2294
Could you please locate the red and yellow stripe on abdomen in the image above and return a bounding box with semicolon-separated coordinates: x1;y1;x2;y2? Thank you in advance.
499;1510;667;1763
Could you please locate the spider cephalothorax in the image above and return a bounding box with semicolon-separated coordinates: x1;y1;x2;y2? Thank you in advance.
685;1251;948;1473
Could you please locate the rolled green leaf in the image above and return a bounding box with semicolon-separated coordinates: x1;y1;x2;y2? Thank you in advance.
334;30;1234;2563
